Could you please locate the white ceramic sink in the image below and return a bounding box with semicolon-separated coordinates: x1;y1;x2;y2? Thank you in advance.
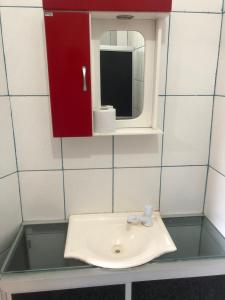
64;212;176;269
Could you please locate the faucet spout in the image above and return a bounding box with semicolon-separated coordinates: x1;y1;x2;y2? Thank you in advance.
127;205;153;227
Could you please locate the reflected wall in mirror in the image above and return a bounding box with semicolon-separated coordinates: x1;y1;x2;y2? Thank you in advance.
100;31;145;120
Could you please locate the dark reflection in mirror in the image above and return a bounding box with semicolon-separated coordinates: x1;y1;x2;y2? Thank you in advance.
100;31;145;120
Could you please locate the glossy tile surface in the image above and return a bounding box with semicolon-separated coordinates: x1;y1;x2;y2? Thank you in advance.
65;169;112;216
210;98;225;174
167;13;220;95
216;17;225;96
172;0;223;12
63;137;112;169
1;7;48;94
205;168;225;238
0;174;22;251
162;96;212;166
160;166;207;215
11;97;62;170
20;171;64;221
0;98;16;177
114;168;160;212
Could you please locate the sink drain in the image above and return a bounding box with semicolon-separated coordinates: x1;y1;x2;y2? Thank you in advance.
112;245;123;254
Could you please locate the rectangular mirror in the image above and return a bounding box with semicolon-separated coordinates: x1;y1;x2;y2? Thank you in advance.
100;31;145;120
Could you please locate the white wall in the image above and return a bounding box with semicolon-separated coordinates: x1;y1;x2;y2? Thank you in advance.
0;0;223;243
205;9;225;236
0;11;22;265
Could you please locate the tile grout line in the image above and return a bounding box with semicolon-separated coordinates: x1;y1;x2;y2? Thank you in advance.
14;165;208;173
0;171;17;180
159;14;171;212
60;139;66;220
172;10;222;15
203;4;224;213
210;165;225;178
0;14;24;221
158;94;215;97
8;94;50;97
0;93;222;98
215;94;225;97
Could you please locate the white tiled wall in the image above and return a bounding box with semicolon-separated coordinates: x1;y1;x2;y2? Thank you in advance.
161;166;207;215
11;96;62;170
167;13;221;95
0;1;224;242
205;168;225;237
0;11;22;257
114;168;160;212
65;169;112;215
172;0;223;13
162;96;212;166
0;7;49;95
205;11;225;237
0;97;16;177
19;171;65;221
216;16;225;96
0;174;22;253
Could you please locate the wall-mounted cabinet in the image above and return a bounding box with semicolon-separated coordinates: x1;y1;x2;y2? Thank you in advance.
44;12;93;137
43;0;171;137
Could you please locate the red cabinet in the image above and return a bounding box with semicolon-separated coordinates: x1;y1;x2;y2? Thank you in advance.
43;0;172;12
44;1;172;138
44;11;92;137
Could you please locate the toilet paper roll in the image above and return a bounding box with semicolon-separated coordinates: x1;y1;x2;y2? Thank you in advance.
94;106;116;133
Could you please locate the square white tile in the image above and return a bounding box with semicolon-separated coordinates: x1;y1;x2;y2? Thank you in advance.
167;13;221;95
63;137;112;169
162;96;213;166
216;18;225;96
0;97;16;177
65;169;112;216
20;171;64;221
114;167;160;212
1;7;49;95
172;0;223;13
210;97;225;175
0;0;42;6
114;135;162;168
11;96;62;170
0;24;7;95
0;174;22;251
160;166;207;215
114;97;164;168
205;168;225;237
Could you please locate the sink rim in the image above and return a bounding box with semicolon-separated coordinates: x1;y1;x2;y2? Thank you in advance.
64;211;177;269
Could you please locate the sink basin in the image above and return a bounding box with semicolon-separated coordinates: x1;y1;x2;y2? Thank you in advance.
64;212;176;269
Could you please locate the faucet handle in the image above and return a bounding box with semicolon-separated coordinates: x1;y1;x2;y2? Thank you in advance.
144;204;153;217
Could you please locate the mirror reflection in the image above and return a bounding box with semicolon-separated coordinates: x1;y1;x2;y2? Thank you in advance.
100;31;145;119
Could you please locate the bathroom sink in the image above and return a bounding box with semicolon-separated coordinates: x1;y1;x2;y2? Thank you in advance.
64;212;176;269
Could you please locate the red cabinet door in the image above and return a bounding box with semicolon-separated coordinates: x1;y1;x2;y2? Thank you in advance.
44;11;92;137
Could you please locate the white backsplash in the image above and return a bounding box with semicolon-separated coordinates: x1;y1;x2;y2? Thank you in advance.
0;0;224;256
205;13;225;237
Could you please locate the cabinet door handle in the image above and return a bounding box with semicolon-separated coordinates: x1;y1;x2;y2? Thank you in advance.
82;66;87;92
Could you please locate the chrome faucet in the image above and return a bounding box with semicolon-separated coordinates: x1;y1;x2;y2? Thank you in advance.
127;205;153;227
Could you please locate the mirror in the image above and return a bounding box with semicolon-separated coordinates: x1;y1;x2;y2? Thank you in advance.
100;31;145;119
